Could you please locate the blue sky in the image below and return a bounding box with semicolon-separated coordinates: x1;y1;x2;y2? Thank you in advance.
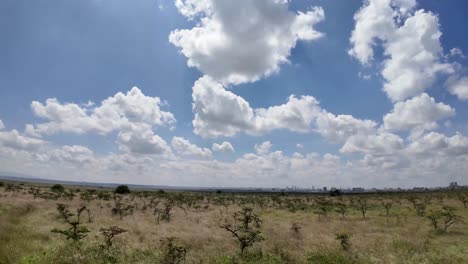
1;0;468;188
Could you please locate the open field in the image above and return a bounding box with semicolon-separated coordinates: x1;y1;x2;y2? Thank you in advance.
0;182;467;264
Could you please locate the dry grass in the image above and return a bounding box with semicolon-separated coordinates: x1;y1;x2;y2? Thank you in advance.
0;183;467;263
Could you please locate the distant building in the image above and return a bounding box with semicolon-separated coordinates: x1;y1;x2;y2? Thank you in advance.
449;182;459;188
323;187;327;192
352;187;364;192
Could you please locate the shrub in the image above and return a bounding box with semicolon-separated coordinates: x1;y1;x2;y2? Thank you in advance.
114;185;131;194
51;206;90;243
426;206;463;232
56;203;72;221
336;233;351;251
353;198;369;219
154;199;175;223
160;237;187;264
220;207;264;256
112;195;134;220
381;199;393;216
50;184;64;193
307;250;364;264
100;226;127;248
457;193;467;208
291;223;301;235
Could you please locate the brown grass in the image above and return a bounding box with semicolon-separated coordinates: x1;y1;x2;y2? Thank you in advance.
0;184;467;263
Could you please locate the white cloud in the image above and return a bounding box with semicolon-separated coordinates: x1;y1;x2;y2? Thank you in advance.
253;94;321;134
255;141;272;155
0;120;4;130
193;76;375;140
449;47;465;59
382;10;454;101
348;0;396;65
341;132;404;155
46;145;95;165
383;93;455;133
192;76;254;137
446;75;468;100
29;87;175;136
0;129;45;151
315;112;377;143
192;76;320;137
171;136;212;158
118;125;172;155
170;0;324;84
212;141;234;153
349;0;454;101
296;143;304;149
407;132;468;156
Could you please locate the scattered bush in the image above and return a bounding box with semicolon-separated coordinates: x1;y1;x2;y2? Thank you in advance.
115;185;131;194
50;184;65;193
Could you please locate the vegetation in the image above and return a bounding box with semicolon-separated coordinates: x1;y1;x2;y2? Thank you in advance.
114;185;131;194
0;182;467;263
50;184;65;193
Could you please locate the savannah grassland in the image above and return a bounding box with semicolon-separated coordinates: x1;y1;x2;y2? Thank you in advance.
0;182;467;264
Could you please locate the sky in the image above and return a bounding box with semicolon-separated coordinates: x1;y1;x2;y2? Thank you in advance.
1;0;468;188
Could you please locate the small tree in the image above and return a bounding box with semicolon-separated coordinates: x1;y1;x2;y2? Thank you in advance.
160;237;187;264
334;202;348;219
112;195;134;220
441;206;463;232
426;210;442;231
457;193;468;208
353;198;369;219
114;185;130;194
100;226;127;248
381;200;393;216
291;223;301;236
426;206;463;232
220;207;264;256
51;206;90;242
336;233;351;251
154;199;175;223
50;184;65;193
56;203;73;221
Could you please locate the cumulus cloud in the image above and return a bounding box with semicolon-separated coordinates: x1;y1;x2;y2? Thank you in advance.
383;93;455;134
192;75;320;137
45;145;95;165
446;75;468;100
315;112;377;143
29;87;175;136
407;132;468;156
171;136;212;158
254;141;272;155
341;132;404;155
118;125;172;155
170;0;325;84
0;120;4;130
0;129;45;151
349;0;454;101
212;141;234;153
449;48;465;59
192;76;375;140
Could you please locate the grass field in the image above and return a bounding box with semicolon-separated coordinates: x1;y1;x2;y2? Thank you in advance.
0;182;467;264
